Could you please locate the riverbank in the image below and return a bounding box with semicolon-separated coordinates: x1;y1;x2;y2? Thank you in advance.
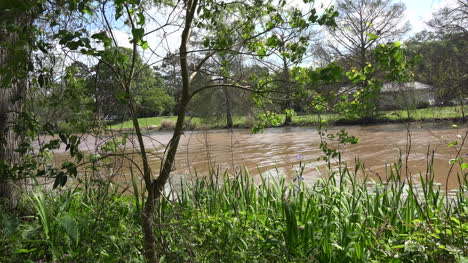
110;106;467;131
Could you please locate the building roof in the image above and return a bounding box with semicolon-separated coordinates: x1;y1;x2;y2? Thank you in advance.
381;82;432;93
339;81;432;94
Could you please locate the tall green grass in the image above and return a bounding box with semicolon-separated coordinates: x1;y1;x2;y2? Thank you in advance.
155;163;467;262
0;181;144;262
1;160;466;262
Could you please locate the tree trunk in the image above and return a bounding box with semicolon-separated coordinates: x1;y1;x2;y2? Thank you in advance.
459;87;466;122
282;57;292;126
223;86;233;128
0;7;31;209
139;1;199;262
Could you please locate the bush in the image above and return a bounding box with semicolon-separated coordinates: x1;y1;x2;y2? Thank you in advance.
159;119;176;130
417;101;431;109
0;186;143;263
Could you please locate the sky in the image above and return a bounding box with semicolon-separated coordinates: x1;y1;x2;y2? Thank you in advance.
65;0;459;67
401;0;457;34
287;0;457;35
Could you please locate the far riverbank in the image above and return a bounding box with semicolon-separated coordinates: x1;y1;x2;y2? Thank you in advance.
110;105;467;132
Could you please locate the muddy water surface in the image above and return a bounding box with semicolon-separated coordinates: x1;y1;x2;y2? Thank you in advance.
55;122;467;191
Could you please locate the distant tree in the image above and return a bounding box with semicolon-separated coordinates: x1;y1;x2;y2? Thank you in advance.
136;71;175;117
93;47;174;121
42;62;95;132
254;6;326;125
406;1;468;120
195;53;255;128
309;0;411;122
428;0;467;36
325;0;410;69
154;52;182;106
407;32;465;103
272;23;315;125
429;0;467;121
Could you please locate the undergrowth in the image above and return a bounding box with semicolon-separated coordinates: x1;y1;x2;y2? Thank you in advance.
1;161;467;262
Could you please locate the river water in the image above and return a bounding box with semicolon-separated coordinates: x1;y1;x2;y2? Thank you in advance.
54;122;467;191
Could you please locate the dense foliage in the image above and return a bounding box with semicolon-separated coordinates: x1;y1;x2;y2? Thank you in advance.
406;31;468;106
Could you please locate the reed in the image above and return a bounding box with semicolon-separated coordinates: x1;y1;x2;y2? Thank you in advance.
154;161;467;262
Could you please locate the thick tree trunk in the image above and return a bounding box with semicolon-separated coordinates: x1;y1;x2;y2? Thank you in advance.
0;8;30;209
0;85;23;209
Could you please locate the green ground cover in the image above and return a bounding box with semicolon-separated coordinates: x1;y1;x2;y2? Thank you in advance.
109;115;248;130
381;106;467;120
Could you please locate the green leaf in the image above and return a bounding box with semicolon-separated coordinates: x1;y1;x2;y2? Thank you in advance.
266;35;279;47
391;245;405;249
141;40;149;50
53;172;67;189
461;163;468;170
203;38;210;47
450;217;461;225
308;9;318;23
59;214;80;244
16;248;37;254
91;31;112;47
131;28;145;42
137;12;146;26
367;33;378;41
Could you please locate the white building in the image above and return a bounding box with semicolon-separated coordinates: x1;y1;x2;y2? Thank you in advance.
378;82;435;110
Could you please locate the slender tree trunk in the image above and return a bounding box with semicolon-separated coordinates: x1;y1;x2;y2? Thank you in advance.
139;1;199;262
0;8;31;209
223;86;233;128
282;57;292;126
458;83;466;122
118;5;159;262
360;47;366;70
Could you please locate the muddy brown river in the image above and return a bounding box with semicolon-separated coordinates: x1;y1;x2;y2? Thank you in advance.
53;122;467;191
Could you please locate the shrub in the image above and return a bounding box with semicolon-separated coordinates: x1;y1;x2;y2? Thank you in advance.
417;101;431;109
159;119;176;130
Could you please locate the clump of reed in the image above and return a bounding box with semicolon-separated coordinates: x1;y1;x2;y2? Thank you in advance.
154;161;467;262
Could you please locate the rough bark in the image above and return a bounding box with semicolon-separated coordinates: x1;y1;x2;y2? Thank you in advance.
0;7;31;209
